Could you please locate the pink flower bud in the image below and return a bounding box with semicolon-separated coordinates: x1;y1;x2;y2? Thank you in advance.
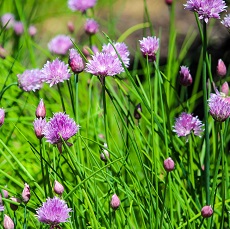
54;180;64;195
84;19;99;35
201;205;213;218
134;103;142;120
110;194;120;210
22;183;30;203
179;66;193;86
4;214;14;229
217;59;226;77
2;189;9;198
163;157;175;172
36;99;46;119
0;108;5;127
14;21;24;36
165;0;172;5
33;118;46;139
100;143;110;162
28;25;37;37
68;49;85;74
221;82;229;96
10;197;21;211
67;21;75;33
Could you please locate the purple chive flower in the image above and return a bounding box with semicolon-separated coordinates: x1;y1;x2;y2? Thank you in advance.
110;194;120;210
42;112;79;153
41;58;71;87
221;14;230;31
1;13;15;29
0;108;5;127
184;0;227;23
68;0;97;12
85;52;124;78
14;21;24;35
54;180;64;196
208;89;230;122
0;204;4;212
28;25;37;37
48;35;73;55
102;42;130;67
22;183;30;204
84;19;99;35
139;36;159;62
34;118;46;139
68;49;85;73
36;197;72;227
164;157;175;172
17;69;43;92
179;66;193;86
173;112;204;138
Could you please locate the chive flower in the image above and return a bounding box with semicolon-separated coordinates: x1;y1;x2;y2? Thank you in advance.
34;118;46;139
221;14;230;31
36;197;72;228
68;0;97;12
184;0;227;23
1;13;15;29
173;112;204;138
139;36;159;61
179;66;193;86
84;18;99;35
68;49;85;73
208;89;230;122
41;58;71;87
48;35;73;55
14;21;24;35
0;108;5;127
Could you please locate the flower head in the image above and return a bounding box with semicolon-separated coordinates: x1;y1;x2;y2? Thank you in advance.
48;35;73;55
10;197;21;211
221;14;230;31
3;214;14;229
217;59;226;77
110;194;120;210
102;42;130;67
1;13;15;29
173;112;204;138
17;69;43;92
184;0;227;23
221;82;229;96
179;66;193;86
164;157;175;172
0;108;5;127
68;49;85;73
43;112;79;145
68;0;97;12
208;89;230;122
28;25;37;37
201;205;213;218
34;118;46;139
42;59;71;87
100;143;110;162
139;36;159;61
36;197;72;227
14;21;24;35
54;180;64;196
22;183;30;204
36;99;46;119
84;19;99;35
85;52;124;78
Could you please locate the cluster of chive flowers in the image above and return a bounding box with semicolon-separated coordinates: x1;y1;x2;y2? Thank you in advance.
1;12;37;36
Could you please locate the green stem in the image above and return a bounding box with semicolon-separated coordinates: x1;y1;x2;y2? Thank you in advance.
202;21;210;205
57;83;66;112
75;74;79;122
40;139;47;197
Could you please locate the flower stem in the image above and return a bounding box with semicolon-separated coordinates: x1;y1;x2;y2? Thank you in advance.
202;21;210;205
57;83;66;112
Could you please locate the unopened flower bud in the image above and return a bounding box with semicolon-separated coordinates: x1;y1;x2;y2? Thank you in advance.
0;45;7;59
100;143;110;162
4;214;14;229
33;118;46;139
2;189;9;198
217;59;226;77
221;82;229;96
163;157;175;172
134;103;142;120
14;21;24;36
179;66;192;86
54;180;64;195
22;183;30;203
28;25;37;37
110;194;120;210
201;205;213;218
36;99;46;119
67;21;75;33
69;49;85;74
165;0;173;5
10;197;21;211
0;108;5;127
